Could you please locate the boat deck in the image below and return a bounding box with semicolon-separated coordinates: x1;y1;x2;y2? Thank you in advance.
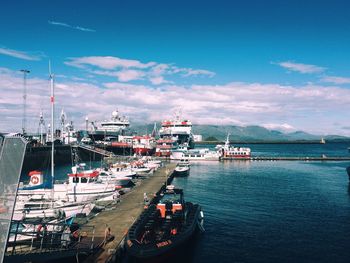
82;163;176;263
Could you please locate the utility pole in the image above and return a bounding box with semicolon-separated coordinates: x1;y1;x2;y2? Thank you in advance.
20;69;30;135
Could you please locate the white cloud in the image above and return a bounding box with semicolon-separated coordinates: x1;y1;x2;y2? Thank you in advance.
1;67;349;135
116;70;145;82
181;68;215;77
149;76;171;85
320;75;350;85
48;20;96;32
65;56;215;84
275;61;325;74
0;47;41;61
65;56;156;70
262;123;296;131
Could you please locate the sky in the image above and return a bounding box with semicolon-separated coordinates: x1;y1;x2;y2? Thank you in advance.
0;0;350;135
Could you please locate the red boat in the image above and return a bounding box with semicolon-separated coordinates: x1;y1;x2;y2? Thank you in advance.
155;138;178;157
132;136;156;156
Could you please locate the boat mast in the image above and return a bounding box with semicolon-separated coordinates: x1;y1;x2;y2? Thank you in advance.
49;61;55;201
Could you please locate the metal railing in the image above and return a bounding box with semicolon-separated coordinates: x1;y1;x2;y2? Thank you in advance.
6;220;95;256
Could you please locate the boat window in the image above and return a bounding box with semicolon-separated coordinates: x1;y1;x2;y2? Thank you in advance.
73;177;79;183
159;193;181;204
81;177;88;183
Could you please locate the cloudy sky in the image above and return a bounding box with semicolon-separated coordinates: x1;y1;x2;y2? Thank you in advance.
0;0;350;135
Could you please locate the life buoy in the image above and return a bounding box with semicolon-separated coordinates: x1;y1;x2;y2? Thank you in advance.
30;175;39;185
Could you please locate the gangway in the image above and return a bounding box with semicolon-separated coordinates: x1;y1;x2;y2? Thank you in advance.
73;143;116;158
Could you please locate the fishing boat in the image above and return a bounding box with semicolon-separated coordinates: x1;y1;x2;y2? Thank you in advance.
125;185;204;261
174;159;190;177
132;135;156;156
17;164;117;203
14;67;100;221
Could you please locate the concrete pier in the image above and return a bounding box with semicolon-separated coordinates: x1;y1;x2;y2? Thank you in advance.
83;163;176;263
221;156;350;161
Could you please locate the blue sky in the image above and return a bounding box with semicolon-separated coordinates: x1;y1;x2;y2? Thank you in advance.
0;0;350;135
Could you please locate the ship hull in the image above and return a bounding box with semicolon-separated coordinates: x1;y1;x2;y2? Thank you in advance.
126;203;202;262
133;147;155;156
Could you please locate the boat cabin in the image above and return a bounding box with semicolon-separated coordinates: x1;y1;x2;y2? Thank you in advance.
67;164;100;184
157;186;184;218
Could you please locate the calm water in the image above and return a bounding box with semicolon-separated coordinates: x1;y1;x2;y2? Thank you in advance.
172;143;350;262
32;143;350;262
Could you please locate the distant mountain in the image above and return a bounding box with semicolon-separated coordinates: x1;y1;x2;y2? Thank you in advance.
130;123;350;142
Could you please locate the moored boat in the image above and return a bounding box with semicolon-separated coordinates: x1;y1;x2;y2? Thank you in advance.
159;111;195;149
125;185;204;261
171;148;220;161
216;134;251;159
174;159;190;177
132;135;156;156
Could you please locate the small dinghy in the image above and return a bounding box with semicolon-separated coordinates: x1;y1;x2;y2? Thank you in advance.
125;185;204;262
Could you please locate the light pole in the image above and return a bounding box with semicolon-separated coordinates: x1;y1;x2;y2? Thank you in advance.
20;69;30;135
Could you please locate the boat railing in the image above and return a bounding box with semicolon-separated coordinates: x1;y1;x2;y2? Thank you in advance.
6;220;96;257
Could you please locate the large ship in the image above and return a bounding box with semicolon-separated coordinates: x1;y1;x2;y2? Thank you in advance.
159;112;195;149
88;110;130;141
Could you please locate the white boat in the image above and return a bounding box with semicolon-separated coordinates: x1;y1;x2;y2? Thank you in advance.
216;134;251;159
88;110;130;140
14;68;101;221
174;159;190;177
159;111;195;148
17;164;117;203
171;148;220;161
129;161;152;176
13;197;94;221
98;168;134;189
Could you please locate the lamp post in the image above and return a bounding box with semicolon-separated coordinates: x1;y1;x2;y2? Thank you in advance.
20;69;30;135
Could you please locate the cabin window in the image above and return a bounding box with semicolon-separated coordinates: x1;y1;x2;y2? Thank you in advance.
73;177;79;183
81;177;88;183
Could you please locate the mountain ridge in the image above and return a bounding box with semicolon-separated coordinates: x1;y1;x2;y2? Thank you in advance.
130;123;350;142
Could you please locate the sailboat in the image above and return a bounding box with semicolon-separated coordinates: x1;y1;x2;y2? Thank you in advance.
14;63;97;220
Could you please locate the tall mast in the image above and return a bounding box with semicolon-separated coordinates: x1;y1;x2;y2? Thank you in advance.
49;61;55;200
20;69;30;135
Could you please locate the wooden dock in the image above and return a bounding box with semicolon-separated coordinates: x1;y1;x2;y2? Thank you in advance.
82;163;176;263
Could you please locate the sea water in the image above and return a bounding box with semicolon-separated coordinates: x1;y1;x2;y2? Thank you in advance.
172;143;350;262
37;143;350;262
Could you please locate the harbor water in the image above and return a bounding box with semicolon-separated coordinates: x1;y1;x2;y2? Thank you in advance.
26;142;350;262
171;142;350;263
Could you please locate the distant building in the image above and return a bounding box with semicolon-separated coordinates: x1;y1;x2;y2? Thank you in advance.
193;134;203;142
